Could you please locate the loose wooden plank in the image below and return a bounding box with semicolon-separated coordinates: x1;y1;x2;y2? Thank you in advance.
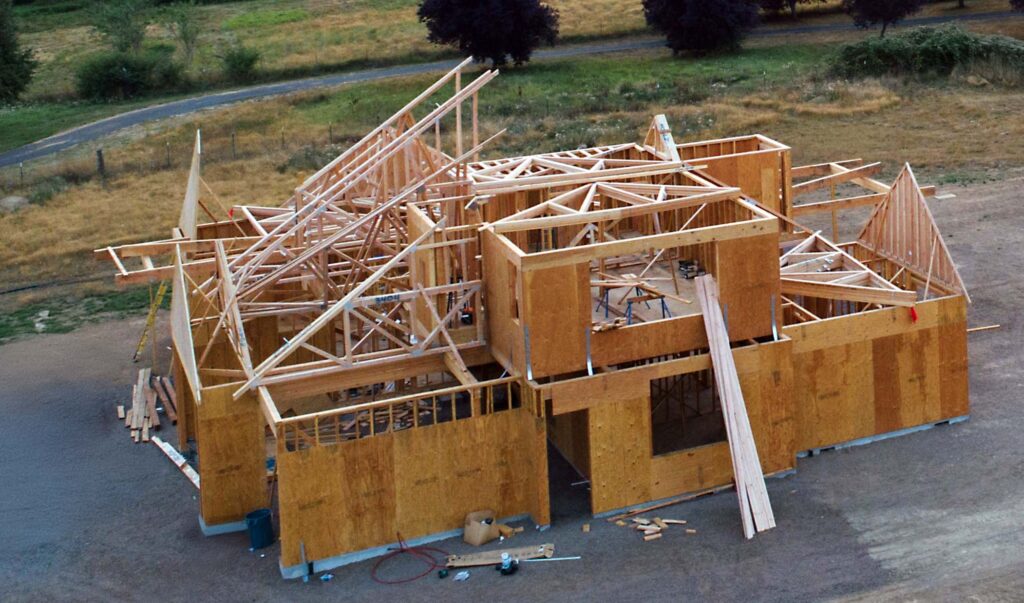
967;324;999;333
151;436;200;489
145;385;161;431
446;543;554;568
157;376;178;424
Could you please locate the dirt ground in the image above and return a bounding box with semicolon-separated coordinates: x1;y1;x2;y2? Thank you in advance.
1;174;1023;602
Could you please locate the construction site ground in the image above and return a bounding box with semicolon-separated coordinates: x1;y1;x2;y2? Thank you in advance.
1;174;1021;602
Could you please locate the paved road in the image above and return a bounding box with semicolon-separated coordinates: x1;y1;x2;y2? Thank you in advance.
1;10;1019;168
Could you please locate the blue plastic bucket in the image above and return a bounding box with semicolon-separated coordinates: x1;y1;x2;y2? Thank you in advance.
245;508;275;549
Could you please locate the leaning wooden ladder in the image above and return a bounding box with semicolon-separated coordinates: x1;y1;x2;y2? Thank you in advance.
695;275;776;539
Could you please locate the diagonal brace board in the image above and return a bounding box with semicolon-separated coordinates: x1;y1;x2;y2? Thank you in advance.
695;275;775;539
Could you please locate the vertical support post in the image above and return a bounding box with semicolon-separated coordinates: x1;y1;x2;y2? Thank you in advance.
231;131;237;160
472;91;479;162
770;295;779;341
524;326;533;382
829;180;838;241
455;70;463;157
585;326;594;377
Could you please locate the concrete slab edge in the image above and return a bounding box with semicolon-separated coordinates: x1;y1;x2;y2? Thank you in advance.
797;414;970;458
278;512;532;579
199;515;247;536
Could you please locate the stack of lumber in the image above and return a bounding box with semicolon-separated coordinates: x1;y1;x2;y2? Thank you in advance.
695;275;776;539
117;369;178;443
617;517;693;541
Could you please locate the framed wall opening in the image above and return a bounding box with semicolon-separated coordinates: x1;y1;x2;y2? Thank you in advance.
650;367;727;456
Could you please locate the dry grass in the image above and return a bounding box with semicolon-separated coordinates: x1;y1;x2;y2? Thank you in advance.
0;158;303;284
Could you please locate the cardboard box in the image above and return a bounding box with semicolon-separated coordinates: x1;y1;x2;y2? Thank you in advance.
463;510;499;546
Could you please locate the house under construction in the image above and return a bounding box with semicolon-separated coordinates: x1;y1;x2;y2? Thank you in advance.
98;59;970;578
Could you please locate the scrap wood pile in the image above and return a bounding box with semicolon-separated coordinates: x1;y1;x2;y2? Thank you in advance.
611;517;693;542
117;368;178;443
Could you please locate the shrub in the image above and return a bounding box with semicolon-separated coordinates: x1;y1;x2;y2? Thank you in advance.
221;45;260;82
75;50;182;99
760;0;827;19
162;1;201;68
643;0;759;56
417;0;559;67
91;0;153;53
1;0;36;102
830;25;1024;79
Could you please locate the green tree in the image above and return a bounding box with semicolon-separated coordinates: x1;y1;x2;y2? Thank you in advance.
417;0;559;67
0;0;36;103
92;0;153;53
163;1;201;67
643;0;759;55
842;0;922;37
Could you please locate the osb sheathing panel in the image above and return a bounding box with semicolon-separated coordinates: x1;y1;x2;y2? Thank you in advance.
679;140;785;212
173;349;196;451
591;315;708;368
196;383;267;526
784;295;968;451
588;396;652;512
407;204;440;338
276;408;549;567
649;442;733;501
522;263;589;378
583;340;795;514
715;232;780;342
481;229;524;373
245;315;279;367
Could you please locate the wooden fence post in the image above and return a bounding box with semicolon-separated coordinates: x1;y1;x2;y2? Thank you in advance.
96;149;107;186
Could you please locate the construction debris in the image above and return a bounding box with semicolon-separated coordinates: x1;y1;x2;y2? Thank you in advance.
446;543;554;568
613;514;690;541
